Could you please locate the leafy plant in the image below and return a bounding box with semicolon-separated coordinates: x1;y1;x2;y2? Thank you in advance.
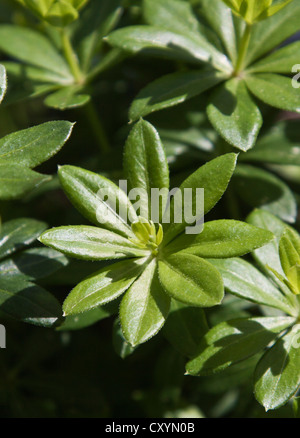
186;209;300;411
39;119;273;346
107;0;300;151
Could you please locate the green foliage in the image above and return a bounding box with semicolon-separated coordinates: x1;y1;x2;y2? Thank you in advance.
1;0;300;419
107;0;300;150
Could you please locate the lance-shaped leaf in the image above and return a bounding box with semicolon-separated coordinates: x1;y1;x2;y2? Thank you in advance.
106;26;232;73
123;119;169;222
164;220;274;258
129;70;226;122
233;164;297;223
163;153;237;245
209;258;296;315
63;257;147;315
158;253;224;307
279;228;300;294
186;316;295;376
0;247;68;281
39;226;150;261
248;41;300;74
0;218;46;260
199;0;238;64
245;1;300;65
0;277;62;327
163;299;209;358
245;74;300;113
207;78;262;151
0;64;6;103
0;163;50;200
120;259;170;346
254;325;300;411
58;165;137;239
0;25;72;79
0;121;74;167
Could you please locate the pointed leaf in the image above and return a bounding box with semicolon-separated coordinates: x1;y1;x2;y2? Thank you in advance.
158;253;224;307
0;25;72;79
254;325;300;410
249;41;300;74
163;153;237;244
209;258;296;315
63;257;147;315
245;73;300;113
124;119;169;221
0;121;74;168
129;70;226;122
58;165;137;239
207;78;262;151
186;316;295;376
44;86;90;110
165;219;274;258
39;226;150;260
120;259;170;346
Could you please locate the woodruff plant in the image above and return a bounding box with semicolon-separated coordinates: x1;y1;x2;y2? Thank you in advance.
39;119;273;346
1;0;300;418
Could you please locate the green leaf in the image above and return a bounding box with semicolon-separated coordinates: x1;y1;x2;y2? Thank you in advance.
165;219;274;258
163;153;237;245
123;119;169;221
0;64;7;103
120;259;170;346
106;26;232;73
158;253;224;307
233;164;297;223
0;121;74;167
0;25;72;79
0;218;46;260
58;165;137;239
0;247;68;281
0;277;62;327
129;70;226;122
279;228;300;293
163;299;209;358
254;324;300;410
199;0;238;64
0;163;50;200
63;257;147;315
186;316;295;376
39;226;150;261
209;258;296;315
207;78;262;151
245;1;300;65
248;41;300;74
44;86;90;110
245;73;300;113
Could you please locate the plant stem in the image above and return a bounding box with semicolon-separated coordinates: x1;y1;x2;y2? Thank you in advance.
235;23;252;74
84;100;110;154
61;28;83;84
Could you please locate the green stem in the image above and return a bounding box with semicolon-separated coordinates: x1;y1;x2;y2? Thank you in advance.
235;23;252;74
84;100;110;154
61;28;83;84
